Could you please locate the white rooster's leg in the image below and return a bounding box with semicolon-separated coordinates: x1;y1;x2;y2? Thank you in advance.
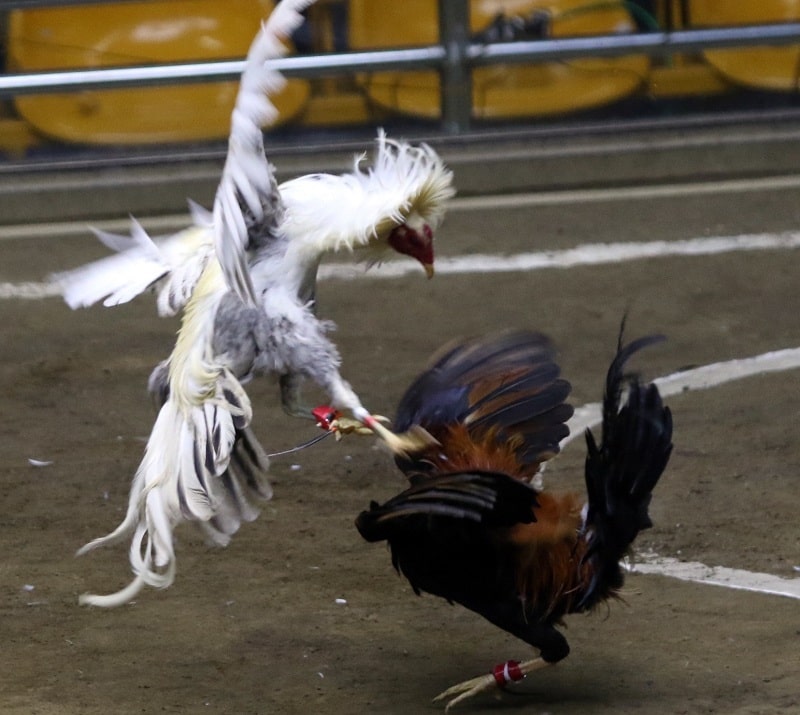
326;379;437;456
279;373;316;420
433;658;551;712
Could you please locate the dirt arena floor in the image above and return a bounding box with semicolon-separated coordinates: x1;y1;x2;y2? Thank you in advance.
1;123;799;714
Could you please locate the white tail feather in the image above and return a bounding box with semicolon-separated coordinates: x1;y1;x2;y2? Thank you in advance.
77;370;270;607
79;572;146;608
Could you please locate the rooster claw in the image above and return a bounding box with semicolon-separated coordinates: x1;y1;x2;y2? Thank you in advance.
433;672;499;712
433;658;548;711
370;421;439;457
330;414;390;439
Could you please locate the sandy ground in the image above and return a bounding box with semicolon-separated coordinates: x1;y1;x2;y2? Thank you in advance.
1;130;799;714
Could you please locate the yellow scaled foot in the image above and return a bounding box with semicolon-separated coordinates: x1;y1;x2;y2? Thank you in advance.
329;414;389;439
367;418;439;457
433;671;499;712
433;658;550;711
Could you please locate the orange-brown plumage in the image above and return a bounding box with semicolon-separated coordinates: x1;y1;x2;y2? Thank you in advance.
415;424;549;481
506;492;588;618
356;329;673;710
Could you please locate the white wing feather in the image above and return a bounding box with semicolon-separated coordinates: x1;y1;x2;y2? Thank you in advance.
213;0;315;305
53;218;213;317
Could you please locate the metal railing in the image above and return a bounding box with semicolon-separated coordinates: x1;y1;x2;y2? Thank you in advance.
2;0;800;133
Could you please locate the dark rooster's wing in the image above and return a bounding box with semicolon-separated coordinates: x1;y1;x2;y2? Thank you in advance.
357;471;538;541
393;331;573;479
356;471;538;601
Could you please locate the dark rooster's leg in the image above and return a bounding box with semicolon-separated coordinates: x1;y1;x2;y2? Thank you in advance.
431;620;569;710
433;657;551;711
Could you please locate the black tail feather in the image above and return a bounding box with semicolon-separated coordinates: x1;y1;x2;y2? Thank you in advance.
579;332;673;609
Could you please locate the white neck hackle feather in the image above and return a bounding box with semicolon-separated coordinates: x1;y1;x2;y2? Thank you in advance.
280;130;454;259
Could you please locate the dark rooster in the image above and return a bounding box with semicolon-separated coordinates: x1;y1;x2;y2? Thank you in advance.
356;329;673;710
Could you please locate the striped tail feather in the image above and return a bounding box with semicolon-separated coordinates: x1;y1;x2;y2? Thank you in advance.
77;370;271;607
202;424;273;540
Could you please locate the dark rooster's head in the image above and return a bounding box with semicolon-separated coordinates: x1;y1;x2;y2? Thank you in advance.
387;220;435;278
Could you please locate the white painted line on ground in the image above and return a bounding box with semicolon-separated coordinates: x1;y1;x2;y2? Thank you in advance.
5;230;800;300
0;281;61;300
562;348;800;600
420;232;800;275
319;231;800;281
4;172;800;245
449;172;800;211
626;554;800;600
0;214;189;243
564;346;800;445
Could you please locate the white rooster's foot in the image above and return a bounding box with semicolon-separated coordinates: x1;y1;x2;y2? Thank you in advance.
365;417;439;457
312;406;391;440
330;414;389;438
433;658;549;711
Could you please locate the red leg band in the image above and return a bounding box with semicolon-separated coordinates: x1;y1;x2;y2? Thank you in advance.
492;660;524;688
311;405;339;431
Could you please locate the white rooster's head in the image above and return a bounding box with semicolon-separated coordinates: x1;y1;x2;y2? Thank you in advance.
368;131;454;278
278;130;455;277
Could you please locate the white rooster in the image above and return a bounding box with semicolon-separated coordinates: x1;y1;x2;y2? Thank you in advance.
53;0;455;607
